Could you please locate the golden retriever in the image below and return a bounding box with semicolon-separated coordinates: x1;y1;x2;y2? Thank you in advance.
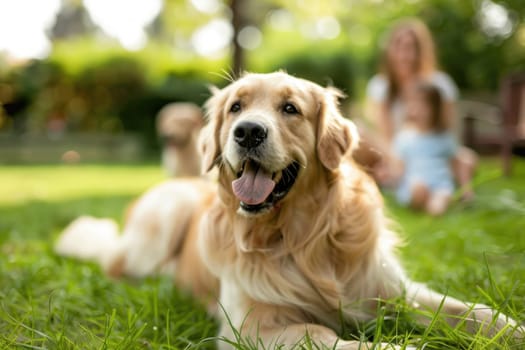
157;102;203;177
56;72;522;349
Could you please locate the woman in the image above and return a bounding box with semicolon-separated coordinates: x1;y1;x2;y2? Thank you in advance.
365;18;475;199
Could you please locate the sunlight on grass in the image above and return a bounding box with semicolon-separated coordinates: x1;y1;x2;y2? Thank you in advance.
0;158;524;349
0;165;164;205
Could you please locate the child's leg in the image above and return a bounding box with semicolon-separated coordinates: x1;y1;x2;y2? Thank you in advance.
426;190;452;216
409;181;430;210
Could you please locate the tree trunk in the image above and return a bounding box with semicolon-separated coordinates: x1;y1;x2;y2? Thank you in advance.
230;0;245;75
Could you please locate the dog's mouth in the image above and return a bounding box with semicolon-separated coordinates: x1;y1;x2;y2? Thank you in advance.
231;159;300;214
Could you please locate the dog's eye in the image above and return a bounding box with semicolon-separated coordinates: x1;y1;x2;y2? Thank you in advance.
230;102;241;113
282;103;299;115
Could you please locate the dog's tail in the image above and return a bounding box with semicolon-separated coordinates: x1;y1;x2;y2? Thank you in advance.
55;180;215;281
54;216;121;274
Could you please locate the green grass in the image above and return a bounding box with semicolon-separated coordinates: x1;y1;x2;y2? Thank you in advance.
0;160;524;349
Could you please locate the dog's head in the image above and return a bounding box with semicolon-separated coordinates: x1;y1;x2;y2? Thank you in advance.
201;72;358;216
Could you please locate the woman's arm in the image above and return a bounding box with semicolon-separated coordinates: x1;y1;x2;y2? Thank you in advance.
365;99;394;146
365;75;395;145
378;103;395;144
432;72;458;130
443;101;455;130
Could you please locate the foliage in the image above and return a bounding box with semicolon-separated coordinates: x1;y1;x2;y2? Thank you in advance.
0;48;216;152
420;0;525;91
262;0;525;92
0;159;524;349
270;48;357;97
2;0;525;142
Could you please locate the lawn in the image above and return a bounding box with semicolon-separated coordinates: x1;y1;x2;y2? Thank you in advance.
0;159;524;349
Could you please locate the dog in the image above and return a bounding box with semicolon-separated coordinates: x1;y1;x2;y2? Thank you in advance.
156;102;203;177
56;72;523;349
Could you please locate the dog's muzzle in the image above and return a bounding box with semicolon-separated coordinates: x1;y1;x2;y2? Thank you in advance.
229;120;299;215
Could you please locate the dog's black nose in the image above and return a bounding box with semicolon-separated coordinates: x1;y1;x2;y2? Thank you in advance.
234;121;267;149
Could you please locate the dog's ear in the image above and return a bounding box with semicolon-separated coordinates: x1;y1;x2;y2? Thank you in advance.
316;87;359;171
200;86;225;172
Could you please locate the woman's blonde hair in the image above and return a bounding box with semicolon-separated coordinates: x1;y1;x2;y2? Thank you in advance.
381;18;437;104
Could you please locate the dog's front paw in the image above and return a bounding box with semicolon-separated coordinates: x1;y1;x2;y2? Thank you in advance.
335;340;415;350
512;323;525;340
465;305;523;340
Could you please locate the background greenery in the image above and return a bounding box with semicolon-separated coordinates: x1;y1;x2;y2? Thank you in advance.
0;159;524;349
1;1;524;348
1;0;525;156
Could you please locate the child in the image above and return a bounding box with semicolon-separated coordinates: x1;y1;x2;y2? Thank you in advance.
392;82;457;216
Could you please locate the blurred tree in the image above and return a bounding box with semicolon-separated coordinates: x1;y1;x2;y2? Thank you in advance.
421;0;525;90
51;1;95;39
231;0;246;73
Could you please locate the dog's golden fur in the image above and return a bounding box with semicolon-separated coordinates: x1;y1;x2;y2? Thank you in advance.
56;72;522;349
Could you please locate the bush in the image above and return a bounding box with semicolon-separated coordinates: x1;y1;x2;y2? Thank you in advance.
270;49;356;98
0;57;212;155
118;73;211;151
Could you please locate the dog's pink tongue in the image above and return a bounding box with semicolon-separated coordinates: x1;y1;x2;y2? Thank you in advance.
232;163;275;205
